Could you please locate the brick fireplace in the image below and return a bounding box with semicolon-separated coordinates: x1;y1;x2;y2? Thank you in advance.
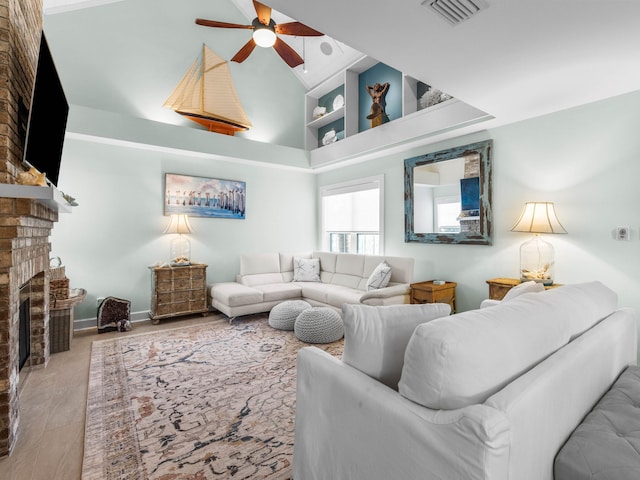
0;0;56;457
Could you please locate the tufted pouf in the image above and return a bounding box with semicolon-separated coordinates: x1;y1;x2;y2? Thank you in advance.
294;307;344;344
268;300;311;331
554;365;640;480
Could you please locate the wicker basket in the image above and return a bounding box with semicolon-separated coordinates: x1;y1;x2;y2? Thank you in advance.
50;308;71;353
50;278;70;300
50;266;66;281
50;256;66;280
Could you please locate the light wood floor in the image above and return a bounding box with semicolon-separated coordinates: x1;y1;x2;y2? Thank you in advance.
0;314;219;480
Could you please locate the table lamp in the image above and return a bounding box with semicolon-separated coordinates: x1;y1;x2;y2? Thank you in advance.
164;214;192;265
510;202;566;285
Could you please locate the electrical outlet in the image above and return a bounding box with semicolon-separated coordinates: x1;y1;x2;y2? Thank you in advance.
96;296;105;307
615;226;630;241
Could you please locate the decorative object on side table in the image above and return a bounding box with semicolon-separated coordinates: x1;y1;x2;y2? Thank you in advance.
410;280;457;313
511;202;567;285
164;214;192;265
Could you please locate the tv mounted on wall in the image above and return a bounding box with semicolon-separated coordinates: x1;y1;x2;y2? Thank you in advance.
21;32;69;188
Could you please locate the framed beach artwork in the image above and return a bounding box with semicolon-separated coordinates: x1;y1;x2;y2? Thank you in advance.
164;173;246;219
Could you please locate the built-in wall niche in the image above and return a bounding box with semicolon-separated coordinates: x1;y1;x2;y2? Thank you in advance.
306;56;491;166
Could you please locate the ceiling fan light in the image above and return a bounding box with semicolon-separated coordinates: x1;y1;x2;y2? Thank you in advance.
253;28;276;48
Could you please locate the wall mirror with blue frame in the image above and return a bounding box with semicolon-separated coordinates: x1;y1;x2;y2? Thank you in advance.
404;139;493;245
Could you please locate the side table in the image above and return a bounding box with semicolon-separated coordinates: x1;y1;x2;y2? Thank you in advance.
410;280;457;313
149;263;209;324
486;277;561;300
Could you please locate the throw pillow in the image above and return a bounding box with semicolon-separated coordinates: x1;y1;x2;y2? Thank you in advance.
367;261;392;291
342;303;451;390
502;280;545;301
293;257;320;282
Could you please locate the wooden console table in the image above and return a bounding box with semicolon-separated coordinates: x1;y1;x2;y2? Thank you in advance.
149;263;209;324
486;277;561;300
410;280;457;313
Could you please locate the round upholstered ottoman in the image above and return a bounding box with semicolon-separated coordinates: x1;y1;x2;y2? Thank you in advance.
268;300;311;331
294;307;344;344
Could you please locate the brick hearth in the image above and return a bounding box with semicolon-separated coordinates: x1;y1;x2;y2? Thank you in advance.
0;0;52;457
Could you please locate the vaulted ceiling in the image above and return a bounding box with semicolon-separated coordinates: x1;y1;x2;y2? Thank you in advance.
44;0;640;149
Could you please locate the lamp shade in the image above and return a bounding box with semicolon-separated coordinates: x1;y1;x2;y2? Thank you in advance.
163;214;192;235
510;202;567;234
511;202;566;285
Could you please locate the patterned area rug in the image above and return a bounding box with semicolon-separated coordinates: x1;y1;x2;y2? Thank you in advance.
82;314;343;479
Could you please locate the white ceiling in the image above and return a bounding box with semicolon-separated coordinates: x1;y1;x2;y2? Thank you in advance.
42;0;364;90
43;0;640;136
267;0;640;128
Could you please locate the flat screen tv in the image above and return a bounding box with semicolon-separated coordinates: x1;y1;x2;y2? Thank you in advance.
21;32;69;188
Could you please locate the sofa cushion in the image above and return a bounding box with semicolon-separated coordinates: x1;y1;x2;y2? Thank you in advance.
210;282;263;307
398;282;619;410
554;365;640;480
299;282;335;305
239;272;285;287
254;283;302;302
279;252;311;274
502;280;545;301
367;261;392;290
343;303;451;389
240;253;280;275
293;257;321;282
326;286;364;310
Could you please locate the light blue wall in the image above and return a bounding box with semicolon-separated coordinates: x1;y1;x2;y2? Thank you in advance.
43;0;306;149
317;90;640;315
52;123;317;320
51;79;640;326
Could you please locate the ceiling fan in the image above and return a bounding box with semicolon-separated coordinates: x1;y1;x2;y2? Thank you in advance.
195;0;324;68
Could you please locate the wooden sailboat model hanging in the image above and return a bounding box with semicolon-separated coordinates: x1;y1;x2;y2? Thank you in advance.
164;45;252;136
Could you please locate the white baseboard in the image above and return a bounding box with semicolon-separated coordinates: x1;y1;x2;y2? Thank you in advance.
73;310;151;332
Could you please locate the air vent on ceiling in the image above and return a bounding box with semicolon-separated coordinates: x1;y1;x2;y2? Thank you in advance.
423;0;489;26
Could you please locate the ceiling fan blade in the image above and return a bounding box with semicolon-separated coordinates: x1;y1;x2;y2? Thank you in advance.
231;38;257;63
195;18;254;30
275;22;324;37
273;37;304;68
253;0;272;26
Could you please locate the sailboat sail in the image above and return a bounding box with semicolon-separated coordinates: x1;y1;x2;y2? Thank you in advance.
164;45;252;135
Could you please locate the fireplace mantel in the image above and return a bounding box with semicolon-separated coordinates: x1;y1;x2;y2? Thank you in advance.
0;184;73;213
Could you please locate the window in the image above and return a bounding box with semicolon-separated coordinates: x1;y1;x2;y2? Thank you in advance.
435;195;461;233
320;175;384;255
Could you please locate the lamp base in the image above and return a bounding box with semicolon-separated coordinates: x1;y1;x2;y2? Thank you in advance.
170;235;191;265
519;235;555;286
520;277;554;286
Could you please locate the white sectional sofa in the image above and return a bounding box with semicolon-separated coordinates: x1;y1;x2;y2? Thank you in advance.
293;281;638;480
208;251;414;319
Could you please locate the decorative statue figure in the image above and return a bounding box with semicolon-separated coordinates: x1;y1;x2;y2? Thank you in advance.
366;82;390;128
